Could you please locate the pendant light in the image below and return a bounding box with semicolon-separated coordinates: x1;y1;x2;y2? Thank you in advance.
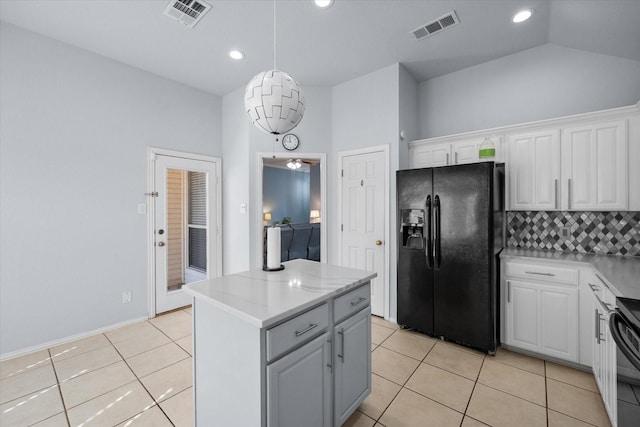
244;0;306;135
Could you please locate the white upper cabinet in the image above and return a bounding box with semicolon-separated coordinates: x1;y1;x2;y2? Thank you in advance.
561;120;628;211
451;140;478;165
410;142;451;168
507;130;561;211
409;136;503;169
408;103;637;211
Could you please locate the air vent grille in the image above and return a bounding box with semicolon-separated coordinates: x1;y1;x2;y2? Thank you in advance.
163;0;211;28
411;11;460;40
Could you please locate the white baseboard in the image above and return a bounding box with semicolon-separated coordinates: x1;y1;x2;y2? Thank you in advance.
0;316;149;362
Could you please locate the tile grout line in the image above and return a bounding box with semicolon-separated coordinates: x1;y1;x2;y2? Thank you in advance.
545;360;549;427
459;353;487;425
47;347;72;427
104;329;176;426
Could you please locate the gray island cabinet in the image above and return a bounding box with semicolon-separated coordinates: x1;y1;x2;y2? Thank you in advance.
184;259;376;427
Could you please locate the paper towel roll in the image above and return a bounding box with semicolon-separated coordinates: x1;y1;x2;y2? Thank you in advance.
266;227;281;269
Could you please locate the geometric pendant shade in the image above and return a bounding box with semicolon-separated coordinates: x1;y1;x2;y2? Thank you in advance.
244;69;306;135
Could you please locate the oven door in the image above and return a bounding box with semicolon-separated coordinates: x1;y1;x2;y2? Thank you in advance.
609;310;640;426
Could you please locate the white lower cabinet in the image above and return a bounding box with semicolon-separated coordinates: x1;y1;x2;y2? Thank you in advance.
505;279;578;361
502;260;579;362
267;332;332;427
334;307;371;426
586;272;617;425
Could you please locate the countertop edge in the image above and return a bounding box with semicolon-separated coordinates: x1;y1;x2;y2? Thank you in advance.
184;271;377;329
500;248;640;300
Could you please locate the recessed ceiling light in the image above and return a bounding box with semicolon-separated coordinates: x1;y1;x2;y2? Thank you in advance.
512;9;534;23
229;50;245;60
314;0;334;8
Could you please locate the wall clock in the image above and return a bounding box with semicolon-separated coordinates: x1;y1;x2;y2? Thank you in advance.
282;134;300;151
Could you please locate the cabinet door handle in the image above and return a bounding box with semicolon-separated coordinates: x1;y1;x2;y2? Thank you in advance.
588;283;599;292
568;178;572;209
350;297;366;307
295;323;318;337
337;328;345;362
595;273;609;289
327;337;333;372
455;152;458;164
525;271;555;277
507;281;511;303
595;309;600;343
554;179;558;209
446;153;450;165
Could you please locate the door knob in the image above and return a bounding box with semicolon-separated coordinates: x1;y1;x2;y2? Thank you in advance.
157;241;165;247
375;240;383;246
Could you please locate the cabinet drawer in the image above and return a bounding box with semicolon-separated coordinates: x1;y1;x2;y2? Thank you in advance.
334;283;371;324
505;262;578;285
266;303;329;362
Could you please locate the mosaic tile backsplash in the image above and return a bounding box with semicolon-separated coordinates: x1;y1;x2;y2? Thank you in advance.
506;211;640;257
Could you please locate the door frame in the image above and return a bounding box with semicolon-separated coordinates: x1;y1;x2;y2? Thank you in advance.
255;152;327;268
337;144;390;319
147;147;222;318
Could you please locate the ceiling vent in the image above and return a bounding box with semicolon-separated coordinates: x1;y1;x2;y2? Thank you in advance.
163;0;211;28
411;11;460;40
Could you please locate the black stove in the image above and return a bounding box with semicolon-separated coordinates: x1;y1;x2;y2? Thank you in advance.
617;297;640;333
611;296;640;426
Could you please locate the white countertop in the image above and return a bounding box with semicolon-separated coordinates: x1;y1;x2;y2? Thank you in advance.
183;259;377;328
500;248;640;300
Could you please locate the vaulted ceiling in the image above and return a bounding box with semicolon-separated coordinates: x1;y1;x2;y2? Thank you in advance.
1;0;639;96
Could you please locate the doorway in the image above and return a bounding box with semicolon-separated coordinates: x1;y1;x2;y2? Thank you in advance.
255;152;327;267
338;145;389;317
148;148;222;316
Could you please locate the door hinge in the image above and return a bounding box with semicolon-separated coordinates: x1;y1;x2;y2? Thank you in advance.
145;192;159;197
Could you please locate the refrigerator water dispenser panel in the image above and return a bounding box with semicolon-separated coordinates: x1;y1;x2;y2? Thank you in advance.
401;209;425;249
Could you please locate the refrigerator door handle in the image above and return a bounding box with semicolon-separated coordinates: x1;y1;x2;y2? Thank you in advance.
434;195;441;270
425;195;433;269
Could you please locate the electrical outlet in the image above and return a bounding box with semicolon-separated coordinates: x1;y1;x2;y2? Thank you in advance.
122;291;132;304
560;226;572;239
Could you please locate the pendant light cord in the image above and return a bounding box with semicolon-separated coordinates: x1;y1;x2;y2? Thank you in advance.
273;0;277;70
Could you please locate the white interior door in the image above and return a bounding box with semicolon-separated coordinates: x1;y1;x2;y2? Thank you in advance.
153;153;219;314
340;149;387;316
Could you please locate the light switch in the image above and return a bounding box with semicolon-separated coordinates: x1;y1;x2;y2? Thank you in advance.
137;204;147;214
240;203;247;214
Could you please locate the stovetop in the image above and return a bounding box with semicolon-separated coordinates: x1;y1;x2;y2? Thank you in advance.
617;297;640;333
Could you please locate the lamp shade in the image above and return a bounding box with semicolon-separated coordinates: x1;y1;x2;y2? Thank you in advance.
244;70;305;135
310;210;320;219
264;213;272;221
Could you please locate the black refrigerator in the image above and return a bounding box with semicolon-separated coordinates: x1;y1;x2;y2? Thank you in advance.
396;162;504;354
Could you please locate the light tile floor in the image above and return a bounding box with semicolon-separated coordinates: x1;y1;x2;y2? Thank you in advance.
0;310;611;427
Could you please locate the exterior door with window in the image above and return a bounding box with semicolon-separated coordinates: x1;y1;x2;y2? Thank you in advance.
153;154;218;314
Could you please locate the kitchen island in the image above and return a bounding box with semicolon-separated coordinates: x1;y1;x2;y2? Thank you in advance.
184;259;377;427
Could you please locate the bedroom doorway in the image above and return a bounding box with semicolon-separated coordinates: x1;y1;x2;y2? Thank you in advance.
148;148;222;316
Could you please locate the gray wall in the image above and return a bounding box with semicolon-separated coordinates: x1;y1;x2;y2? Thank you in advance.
222;86;251;275
263;166;310;225
0;23;222;355
418;43;640;139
